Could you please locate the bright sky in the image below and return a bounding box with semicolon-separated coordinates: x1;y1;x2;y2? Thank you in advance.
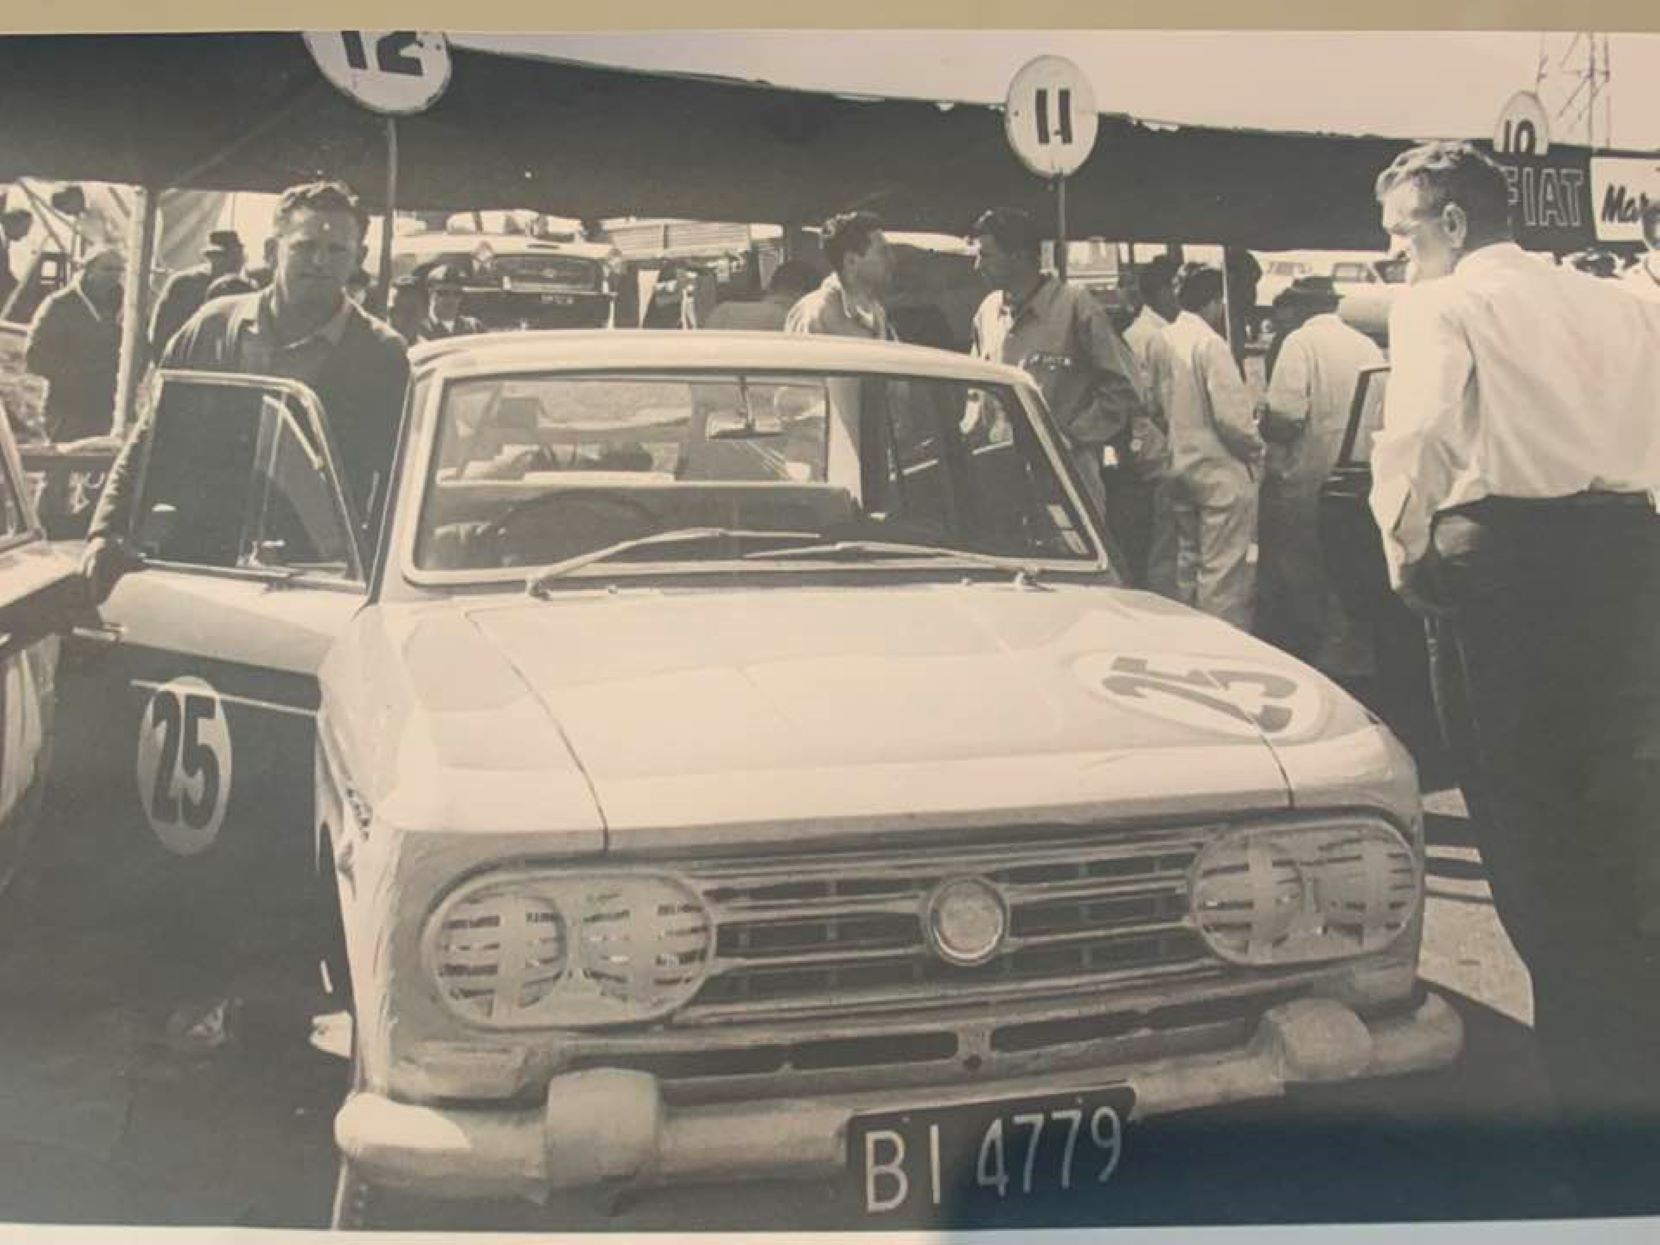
455;30;1660;151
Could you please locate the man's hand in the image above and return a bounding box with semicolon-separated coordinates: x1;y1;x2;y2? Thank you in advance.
1396;556;1450;618
79;536;143;606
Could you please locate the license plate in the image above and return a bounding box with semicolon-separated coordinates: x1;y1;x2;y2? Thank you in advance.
850;1085;1134;1219
538;293;576;305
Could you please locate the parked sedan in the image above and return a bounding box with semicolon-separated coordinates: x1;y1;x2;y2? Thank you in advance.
66;331;1461;1229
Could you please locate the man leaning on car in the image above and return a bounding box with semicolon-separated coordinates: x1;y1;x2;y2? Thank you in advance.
80;180;410;604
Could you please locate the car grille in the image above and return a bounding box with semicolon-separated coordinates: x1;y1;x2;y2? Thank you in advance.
673;825;1217;1025
494;254;602;289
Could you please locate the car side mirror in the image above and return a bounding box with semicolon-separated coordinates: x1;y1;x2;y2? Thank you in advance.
135;502;178;558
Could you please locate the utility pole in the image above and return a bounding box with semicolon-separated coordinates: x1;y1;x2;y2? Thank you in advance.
1535;31;1613;150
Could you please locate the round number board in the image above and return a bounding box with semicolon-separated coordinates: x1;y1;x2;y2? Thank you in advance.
136;676;234;857
303;31;453;116
1004;55;1100;179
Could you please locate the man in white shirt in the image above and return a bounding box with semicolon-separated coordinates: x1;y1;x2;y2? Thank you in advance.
1372;139;1660;1136
1153;266;1263;627
1620;197;1660;303
1124;258;1180;594
1257;276;1384;665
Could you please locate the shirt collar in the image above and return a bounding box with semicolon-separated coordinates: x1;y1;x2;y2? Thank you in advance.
1453;240;1529;279
252;287;353;350
1005;273;1056;324
825;271;885;335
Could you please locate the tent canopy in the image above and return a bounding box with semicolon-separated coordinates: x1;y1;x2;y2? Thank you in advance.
0;32;1636;251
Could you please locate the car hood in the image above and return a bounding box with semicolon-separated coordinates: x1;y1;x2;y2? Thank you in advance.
428;581;1358;850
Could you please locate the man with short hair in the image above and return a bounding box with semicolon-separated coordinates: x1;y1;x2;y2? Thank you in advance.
1256;276;1383;664
1372;139;1660;1143
24;245;123;442
1122;256;1178;379
148;229;245;359
785;211;896;340
82;180;409;602
1620;197;1660;303
705;260;819;332
1122;256;1180;588
416;263;485;341
1154;265;1263;627
968;207;1153;577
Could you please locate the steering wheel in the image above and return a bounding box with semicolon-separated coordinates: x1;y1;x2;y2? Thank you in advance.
482;490;660;566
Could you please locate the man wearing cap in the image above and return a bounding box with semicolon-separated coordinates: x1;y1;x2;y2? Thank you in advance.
148;228;245;359
1620;197;1660;303
82;181;409;603
417;263;485;342
1372;140;1660;1153
1256;275;1383;665
968;207;1152;578
24;245;124;442
387;275;425;347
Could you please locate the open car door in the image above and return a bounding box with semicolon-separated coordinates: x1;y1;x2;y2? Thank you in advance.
62;371;368;951
1316;366;1446;782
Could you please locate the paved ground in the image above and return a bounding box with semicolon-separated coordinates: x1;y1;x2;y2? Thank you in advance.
0;781;1652;1232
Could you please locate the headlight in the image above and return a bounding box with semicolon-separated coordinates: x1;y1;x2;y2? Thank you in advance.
1189;820;1419;966
426;872;712;1028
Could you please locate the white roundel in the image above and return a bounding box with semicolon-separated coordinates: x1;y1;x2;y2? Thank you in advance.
1074;653;1326;741
1004;55;1100;178
303;31;452;117
136;677;233;856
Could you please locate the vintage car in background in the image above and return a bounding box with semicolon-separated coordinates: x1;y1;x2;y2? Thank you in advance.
65;332;1461;1229
391;229;617;330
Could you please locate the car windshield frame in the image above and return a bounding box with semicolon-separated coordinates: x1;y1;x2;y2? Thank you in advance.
393;359;1114;593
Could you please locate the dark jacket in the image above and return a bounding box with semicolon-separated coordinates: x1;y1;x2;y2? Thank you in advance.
148;265;215;360
90;291;409;554
25;284;120;442
415;313;485;342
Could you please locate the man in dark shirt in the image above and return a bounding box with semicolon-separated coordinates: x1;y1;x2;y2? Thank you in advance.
148;229;246;359
24;245;124;441
82;181;409;602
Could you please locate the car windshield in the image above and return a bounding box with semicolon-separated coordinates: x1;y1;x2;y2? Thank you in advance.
413;369;1102;579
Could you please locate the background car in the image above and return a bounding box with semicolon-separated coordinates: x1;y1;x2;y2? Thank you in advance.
390;229;617;330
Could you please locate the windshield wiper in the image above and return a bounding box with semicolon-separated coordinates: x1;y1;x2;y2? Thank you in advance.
527;527;821;595
741;538;1047;580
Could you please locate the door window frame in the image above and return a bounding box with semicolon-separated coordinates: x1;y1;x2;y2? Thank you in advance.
130;370;367;590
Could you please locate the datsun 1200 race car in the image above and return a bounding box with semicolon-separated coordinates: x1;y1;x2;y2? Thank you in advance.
69;331;1462;1229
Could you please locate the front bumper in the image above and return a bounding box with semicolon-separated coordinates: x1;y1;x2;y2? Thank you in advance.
336;991;1462;1201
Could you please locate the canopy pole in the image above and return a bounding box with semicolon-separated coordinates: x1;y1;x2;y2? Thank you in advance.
376;116;398;316
112;185;159;438
1055;177;1068;282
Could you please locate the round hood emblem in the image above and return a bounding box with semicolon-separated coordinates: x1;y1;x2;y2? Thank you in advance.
925;877;1008;967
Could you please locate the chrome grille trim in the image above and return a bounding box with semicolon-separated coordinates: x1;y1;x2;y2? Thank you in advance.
674;825;1223;1023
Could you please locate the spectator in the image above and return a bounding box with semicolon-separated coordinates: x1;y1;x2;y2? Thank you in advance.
968;207;1153;577
24;245;123;442
703;260;819;332
1153;264;1263;627
1255;276;1384;664
0;206;33;319
785;211;896;340
1371;140;1660;1158
416;264;485;341
149;229;245;359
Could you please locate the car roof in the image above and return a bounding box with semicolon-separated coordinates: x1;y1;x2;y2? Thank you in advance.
410;329;1034;387
393;233;613;261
